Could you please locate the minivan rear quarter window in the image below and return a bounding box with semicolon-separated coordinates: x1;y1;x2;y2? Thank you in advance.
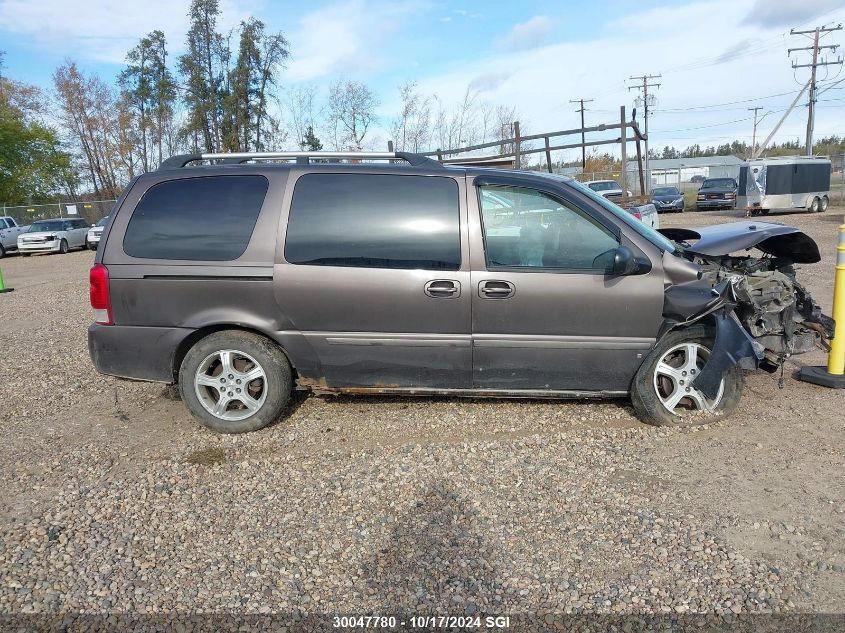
285;173;460;270
123;175;268;261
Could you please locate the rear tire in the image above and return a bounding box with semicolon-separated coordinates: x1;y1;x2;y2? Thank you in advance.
820;196;829;212
0;244;5;259
631;326;744;427
179;330;293;434
810;197;821;213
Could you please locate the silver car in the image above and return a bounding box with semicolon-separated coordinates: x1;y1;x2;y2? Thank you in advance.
18;218;90;255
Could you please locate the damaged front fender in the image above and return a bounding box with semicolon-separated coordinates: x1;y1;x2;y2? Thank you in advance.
693;310;764;399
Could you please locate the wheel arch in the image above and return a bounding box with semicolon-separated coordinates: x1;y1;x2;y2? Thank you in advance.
172;324;296;383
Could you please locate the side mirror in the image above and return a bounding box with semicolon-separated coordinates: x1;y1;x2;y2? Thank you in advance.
611;245;639;276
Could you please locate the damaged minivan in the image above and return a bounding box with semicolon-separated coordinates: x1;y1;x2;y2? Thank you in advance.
88;152;834;433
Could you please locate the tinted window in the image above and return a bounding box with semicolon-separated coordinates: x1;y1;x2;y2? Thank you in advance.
124;176;268;261
285;174;460;270
479;185;619;271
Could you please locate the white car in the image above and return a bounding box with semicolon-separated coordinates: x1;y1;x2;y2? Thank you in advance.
86;216;110;250
583;180;633;203
17;218;91;255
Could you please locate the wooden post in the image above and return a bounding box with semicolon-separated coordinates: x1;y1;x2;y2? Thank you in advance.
619;107;628;205
544;136;552;173
635;137;645;199
387;140;394;152
436;149;443;163
513;121;521;169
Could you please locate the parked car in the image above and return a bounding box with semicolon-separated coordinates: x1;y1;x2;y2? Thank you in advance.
695;177;738;211
649;186;685;213
0;216;30;257
689;175;706;184
87;216;110;250
583;179;632;204
88;151;832;434
17;218;91;255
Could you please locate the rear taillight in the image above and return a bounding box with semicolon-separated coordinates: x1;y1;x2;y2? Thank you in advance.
89;263;113;325
632;211;643;220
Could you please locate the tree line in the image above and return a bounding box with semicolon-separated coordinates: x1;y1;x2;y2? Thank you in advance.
1;0;526;204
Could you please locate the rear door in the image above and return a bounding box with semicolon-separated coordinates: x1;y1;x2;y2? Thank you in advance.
469;178;665;392
274;171;472;389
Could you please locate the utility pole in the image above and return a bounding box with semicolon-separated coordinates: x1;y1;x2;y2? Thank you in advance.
747;106;763;158
569;98;593;168
789;24;842;156
628;74;660;189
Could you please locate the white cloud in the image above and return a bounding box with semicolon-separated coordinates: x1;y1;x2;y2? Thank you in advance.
496;16;552;52
407;0;843;152
0;0;251;64
284;0;419;82
741;0;842;28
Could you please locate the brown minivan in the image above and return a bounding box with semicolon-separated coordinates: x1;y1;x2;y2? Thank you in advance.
88;151;833;433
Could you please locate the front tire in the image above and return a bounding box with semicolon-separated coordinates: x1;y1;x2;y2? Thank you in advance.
179;330;293;433
59;239;69;254
631;326;744;427
810;197;821;213
820;196;829;212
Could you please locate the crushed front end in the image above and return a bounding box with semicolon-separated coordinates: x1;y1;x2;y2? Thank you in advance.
659;221;835;397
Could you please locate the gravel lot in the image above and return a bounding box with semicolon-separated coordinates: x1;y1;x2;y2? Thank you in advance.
0;208;844;625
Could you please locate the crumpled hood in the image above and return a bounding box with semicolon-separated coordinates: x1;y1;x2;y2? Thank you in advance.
658;221;821;264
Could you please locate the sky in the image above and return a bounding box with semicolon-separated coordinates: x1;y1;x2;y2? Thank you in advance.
1;0;845;161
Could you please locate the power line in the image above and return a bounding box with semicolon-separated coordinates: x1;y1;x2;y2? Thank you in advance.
568;98;594;168
789;23;843;154
748;106;764;158
628;74;660;182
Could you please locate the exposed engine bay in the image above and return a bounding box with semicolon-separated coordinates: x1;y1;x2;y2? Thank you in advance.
658;221;835;398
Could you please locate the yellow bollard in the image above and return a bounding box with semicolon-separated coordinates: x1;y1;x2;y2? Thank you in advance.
0;266;13;293
799;222;845;388
828;223;845;374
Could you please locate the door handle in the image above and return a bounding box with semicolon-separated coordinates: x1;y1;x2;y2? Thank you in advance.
425;279;461;298
479;280;515;299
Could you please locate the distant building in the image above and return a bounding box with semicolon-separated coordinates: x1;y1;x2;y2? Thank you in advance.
626;155;744;186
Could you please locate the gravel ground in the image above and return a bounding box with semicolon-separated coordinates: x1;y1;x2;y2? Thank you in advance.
0;208;844;625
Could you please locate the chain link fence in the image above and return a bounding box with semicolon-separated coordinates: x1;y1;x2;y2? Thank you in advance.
1;200;116;226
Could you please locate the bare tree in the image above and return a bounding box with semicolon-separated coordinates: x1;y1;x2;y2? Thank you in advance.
327;79;379;150
285;84;320;149
391;81;431;153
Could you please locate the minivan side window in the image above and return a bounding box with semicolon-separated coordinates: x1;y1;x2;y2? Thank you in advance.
123;176;268;261
479;185;619;271
285;174;460;270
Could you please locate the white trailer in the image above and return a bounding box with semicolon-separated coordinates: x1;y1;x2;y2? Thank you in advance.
738;156;831;215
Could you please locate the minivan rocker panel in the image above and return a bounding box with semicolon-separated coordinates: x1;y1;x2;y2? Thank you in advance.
87;154;834;433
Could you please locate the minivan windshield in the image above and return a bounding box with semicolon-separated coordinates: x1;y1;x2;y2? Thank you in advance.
568;180;679;253
28;221;65;233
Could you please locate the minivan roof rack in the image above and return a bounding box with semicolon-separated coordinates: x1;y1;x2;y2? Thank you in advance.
159;151;444;170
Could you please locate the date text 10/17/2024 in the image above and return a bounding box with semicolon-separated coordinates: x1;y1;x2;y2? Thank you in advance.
333;615;511;629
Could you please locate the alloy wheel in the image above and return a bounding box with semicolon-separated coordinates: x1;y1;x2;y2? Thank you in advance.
194;349;268;421
652;342;724;414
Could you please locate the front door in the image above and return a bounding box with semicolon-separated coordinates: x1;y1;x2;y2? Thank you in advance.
274;171;472;389
470;182;664;392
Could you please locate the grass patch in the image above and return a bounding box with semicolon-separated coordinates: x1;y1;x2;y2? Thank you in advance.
184;446;227;465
